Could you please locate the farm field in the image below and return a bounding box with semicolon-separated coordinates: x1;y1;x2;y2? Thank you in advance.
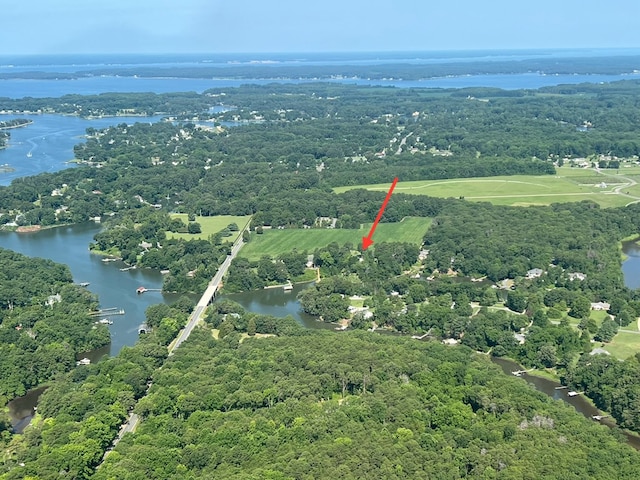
240;217;431;261
334;167;640;208
167;214;252;242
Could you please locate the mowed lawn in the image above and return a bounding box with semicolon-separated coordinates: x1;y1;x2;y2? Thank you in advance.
334;169;635;208
166;214;252;242
604;331;640;360
240;217;431;260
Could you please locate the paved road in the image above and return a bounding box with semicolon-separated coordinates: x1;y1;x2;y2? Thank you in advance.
169;225;247;353
102;219;250;462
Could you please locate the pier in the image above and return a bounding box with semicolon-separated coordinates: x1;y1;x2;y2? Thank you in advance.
89;308;125;316
102;219;251;463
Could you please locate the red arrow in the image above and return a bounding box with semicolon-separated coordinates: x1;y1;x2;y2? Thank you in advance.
362;177;398;251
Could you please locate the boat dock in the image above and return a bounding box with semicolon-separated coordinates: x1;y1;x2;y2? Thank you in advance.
511;368;536;377
89;308;125;316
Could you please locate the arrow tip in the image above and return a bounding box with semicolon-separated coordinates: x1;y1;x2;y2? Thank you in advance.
362;236;373;251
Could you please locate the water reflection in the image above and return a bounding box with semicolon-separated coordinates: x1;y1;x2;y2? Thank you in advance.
622;239;640;289
7;386;47;433
218;282;334;331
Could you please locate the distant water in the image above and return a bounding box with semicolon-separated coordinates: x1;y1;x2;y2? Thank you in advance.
2;73;640;99
0;114;164;185
2;50;640;98
3;49;640;71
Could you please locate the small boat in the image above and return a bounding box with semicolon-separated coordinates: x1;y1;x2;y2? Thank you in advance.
283;282;293;291
26;152;32;158
592;415;608;421
136;287;147;294
98;318;113;325
567;391;583;397
76;358;91;366
78;282;90;287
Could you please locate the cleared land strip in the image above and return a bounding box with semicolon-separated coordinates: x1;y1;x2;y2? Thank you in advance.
240;217;431;261
334;170;640;208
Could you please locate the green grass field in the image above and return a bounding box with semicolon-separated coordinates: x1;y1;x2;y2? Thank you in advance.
334;167;640;208
167;214;252;242
240;217;431;260
603;331;640;360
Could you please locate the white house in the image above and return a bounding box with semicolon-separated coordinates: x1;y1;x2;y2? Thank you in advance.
590;302;610;311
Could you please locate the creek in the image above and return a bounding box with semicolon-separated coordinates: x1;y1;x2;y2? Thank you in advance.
491;357;640;450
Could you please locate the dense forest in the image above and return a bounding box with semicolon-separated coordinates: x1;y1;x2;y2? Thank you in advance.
92;328;640;479
0;300;191;478
0;248;109;402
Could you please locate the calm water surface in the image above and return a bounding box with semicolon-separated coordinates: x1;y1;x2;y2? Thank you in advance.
2;73;640;99
622;240;640;289
491;357;640;450
0;223;183;356
219;282;334;331
0;114;164;185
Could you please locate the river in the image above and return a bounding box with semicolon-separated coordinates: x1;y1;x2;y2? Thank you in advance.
491;356;640;450
0;223;184;357
219;282;334;331
622;239;640;289
5;62;640;441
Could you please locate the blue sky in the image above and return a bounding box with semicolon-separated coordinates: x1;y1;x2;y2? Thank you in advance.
3;0;640;55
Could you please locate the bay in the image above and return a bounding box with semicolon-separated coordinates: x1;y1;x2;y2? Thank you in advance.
0;114;164;185
2;72;640;99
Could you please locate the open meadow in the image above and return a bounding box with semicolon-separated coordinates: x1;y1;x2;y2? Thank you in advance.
166;214;252;242
334;167;640;208
240;217;431;260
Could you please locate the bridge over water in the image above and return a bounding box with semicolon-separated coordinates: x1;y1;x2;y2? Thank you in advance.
103;219;251;464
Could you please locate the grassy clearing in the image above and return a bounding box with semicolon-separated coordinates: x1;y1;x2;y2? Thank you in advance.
239;333;277;343
292;269;318;283
603;332;640;359
334;168;637;208
167;214;252;242
240;217;431;261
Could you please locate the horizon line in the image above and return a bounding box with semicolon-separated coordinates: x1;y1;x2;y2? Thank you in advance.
3;47;640;57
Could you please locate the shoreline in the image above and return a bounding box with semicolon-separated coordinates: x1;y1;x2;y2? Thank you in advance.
0;119;34;130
